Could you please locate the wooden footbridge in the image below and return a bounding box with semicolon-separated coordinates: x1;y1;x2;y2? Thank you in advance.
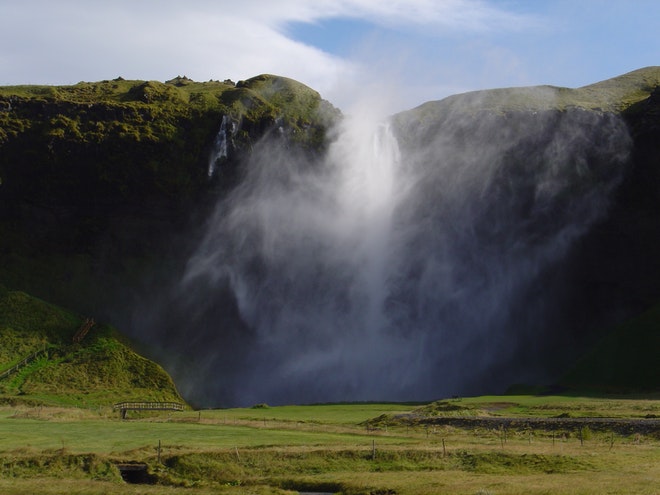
113;401;185;419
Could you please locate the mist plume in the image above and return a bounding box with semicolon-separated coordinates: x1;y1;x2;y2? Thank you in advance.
168;98;631;407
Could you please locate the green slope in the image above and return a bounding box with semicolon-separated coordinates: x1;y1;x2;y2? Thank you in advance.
0;285;184;407
396;66;660;125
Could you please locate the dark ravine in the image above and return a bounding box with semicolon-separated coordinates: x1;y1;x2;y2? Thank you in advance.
391;415;660;436
0;68;659;406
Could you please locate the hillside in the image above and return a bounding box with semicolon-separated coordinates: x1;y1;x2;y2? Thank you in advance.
0;285;183;407
0;69;659;404
396;66;660;120
0;74;340;407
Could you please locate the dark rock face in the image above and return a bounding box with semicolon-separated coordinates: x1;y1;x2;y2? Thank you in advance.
559;91;660;341
0;76;336;316
382;107;635;394
390;91;660;394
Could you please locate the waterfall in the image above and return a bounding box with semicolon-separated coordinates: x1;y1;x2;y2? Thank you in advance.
332;119;400;336
186;114;410;403
179;107;632;406
208;115;232;177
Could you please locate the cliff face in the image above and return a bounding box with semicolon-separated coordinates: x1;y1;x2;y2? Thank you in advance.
389;68;660;393
0;75;336;205
0;75;339;315
1;69;659;403
569;85;660;318
391;67;660;318
386;67;660;390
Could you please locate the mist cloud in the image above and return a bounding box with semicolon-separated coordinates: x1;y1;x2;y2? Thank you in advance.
170;92;632;406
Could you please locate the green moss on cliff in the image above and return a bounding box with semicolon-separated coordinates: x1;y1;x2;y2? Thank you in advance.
0;75;337;206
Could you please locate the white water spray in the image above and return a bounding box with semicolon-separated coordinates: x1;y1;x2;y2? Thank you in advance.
187;112;415;403
332;118;401;337
181;106;631;406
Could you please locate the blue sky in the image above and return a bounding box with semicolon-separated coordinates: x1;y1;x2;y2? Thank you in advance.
1;0;658;113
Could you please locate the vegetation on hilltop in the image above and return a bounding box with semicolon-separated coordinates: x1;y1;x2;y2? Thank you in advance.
0;286;183;407
0;74;338;205
392;67;660;152
398;66;660;121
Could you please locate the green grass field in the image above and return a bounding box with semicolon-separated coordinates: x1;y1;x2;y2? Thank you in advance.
0;397;658;495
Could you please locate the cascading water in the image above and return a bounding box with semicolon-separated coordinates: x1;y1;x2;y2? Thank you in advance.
208;115;233;177
178;105;632;406
333;120;400;337
185;112;411;403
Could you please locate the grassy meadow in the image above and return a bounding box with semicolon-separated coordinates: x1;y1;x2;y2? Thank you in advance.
0;397;658;494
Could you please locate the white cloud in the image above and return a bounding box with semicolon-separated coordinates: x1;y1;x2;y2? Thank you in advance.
0;1;351;90
0;0;537;109
230;0;535;32
318;0;535;32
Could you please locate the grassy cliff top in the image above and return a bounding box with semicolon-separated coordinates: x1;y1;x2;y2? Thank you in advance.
0;73;333;127
398;66;660;123
0;73;317;105
0;286;184;407
0;73;338;205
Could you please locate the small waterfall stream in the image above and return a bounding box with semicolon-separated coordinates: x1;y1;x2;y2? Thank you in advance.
208;115;233;177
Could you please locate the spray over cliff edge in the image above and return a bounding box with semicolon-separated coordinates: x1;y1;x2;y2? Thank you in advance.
1;69;660;406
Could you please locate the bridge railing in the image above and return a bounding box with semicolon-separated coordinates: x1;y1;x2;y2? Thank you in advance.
0;347;49;381
113;401;185;412
72;318;95;343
